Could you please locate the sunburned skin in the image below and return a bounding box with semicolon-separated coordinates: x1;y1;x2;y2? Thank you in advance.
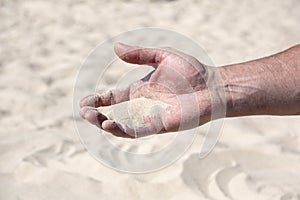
96;97;170;132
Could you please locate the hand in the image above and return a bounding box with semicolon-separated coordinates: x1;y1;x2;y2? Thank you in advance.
80;43;215;138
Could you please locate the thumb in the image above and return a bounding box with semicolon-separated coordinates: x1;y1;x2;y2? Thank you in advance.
114;42;136;56
114;42;165;68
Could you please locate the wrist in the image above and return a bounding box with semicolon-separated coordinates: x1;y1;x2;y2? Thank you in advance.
218;64;262;117
195;67;228;123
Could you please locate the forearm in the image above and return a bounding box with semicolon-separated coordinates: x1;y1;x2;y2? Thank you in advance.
218;45;300;117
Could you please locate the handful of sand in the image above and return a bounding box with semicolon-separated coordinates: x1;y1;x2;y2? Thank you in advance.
96;97;169;131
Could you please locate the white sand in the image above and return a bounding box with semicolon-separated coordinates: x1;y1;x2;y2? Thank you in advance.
97;97;168;130
1;0;300;199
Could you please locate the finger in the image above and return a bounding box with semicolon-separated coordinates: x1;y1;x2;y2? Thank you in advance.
80;107;107;128
103;116;165;138
101;120;135;138
114;42;166;68
80;88;130;108
161;47;188;57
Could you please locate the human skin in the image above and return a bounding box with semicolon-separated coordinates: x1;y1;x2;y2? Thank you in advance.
220;45;300;117
80;43;300;138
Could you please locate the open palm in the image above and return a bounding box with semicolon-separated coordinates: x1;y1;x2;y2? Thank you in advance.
80;43;213;138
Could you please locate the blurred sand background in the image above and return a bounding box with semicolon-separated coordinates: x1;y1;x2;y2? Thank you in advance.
1;0;300;199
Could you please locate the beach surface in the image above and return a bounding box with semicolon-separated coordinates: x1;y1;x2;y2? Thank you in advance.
1;0;300;199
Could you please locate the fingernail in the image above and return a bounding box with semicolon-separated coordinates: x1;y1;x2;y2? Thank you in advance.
115;42;131;52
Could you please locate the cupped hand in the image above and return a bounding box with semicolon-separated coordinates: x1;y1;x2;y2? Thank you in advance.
80;43;214;138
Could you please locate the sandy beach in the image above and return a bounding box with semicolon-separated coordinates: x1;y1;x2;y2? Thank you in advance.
1;0;300;199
